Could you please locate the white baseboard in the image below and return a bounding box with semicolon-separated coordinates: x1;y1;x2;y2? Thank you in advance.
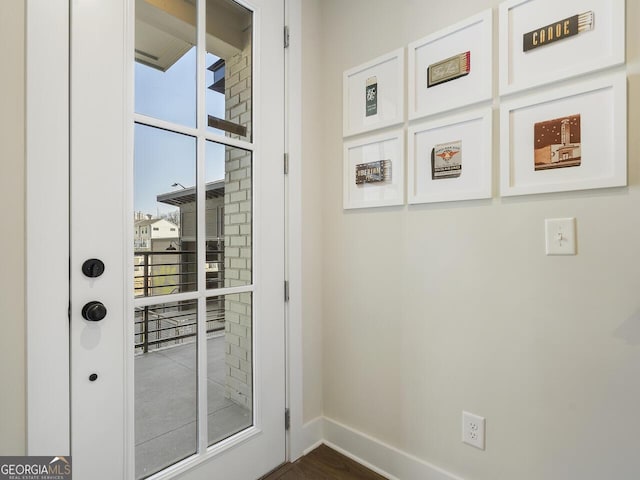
293;416;324;460
303;439;324;456
322;417;465;480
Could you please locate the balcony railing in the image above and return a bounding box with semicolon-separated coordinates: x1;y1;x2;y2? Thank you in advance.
134;298;225;354
134;249;224;297
134;239;150;249
134;247;225;354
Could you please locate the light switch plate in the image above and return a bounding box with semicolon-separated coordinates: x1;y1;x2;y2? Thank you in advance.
545;218;576;255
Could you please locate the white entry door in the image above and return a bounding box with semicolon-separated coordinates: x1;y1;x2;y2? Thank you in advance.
70;1;285;479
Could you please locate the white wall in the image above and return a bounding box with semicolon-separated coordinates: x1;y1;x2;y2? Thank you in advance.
0;0;26;455
310;1;640;479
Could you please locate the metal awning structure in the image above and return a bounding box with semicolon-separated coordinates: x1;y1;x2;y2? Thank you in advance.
156;179;225;206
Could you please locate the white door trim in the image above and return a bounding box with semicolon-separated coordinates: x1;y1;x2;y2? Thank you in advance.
25;0;70;456
284;0;307;462
25;0;306;470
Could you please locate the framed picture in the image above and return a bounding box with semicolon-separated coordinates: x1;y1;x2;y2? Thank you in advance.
499;0;625;95
408;9;492;120
500;72;627;196
343;48;404;137
408;108;492;204
343;129;404;209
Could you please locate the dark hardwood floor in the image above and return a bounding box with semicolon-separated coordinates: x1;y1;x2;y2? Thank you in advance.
261;445;387;480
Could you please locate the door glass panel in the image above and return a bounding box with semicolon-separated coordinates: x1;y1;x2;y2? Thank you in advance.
135;0;197;127
133;0;260;476
206;141;253;290
207;293;253;446
135;299;198;479
134;124;197;298
205;0;253;142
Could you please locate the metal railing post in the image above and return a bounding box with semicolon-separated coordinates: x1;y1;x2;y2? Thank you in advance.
143;305;150;354
143;252;149;297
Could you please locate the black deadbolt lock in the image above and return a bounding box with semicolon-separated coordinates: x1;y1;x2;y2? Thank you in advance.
82;301;107;322
82;258;105;278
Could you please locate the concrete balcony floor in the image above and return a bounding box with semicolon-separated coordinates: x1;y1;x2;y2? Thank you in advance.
135;336;251;479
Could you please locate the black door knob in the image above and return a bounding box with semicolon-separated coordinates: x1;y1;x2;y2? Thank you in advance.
82;258;105;278
82;301;107;322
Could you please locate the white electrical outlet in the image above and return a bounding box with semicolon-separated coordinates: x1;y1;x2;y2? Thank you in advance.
462;411;485;450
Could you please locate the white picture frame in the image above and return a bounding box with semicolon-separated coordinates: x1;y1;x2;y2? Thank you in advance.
408;108;492;204
343;48;404;137
499;0;625;96
408;9;492;120
343;129;405;209
500;72;627;197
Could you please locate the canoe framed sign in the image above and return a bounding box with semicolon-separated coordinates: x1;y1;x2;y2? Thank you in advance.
499;0;624;95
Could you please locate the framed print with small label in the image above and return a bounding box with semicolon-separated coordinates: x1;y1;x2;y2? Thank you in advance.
343;48;404;137
407;108;492;204
500;72;627;196
408;9;492;120
343;129;404;209
499;0;625;95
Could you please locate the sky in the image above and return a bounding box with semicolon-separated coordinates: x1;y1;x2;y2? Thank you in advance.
134;47;228;216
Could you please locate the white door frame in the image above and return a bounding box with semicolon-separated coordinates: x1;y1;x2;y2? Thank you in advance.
25;0;307;466
283;0;307;462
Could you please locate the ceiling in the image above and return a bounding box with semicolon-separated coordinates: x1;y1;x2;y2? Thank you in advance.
135;0;252;72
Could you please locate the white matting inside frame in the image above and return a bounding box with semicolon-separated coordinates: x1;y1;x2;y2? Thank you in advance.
408;108;492;204
500;72;627;197
408;9;492;120
499;0;625;95
343;129;405;209
343;48;404;137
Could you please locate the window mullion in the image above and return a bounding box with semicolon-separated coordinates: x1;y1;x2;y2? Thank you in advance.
196;0;209;457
